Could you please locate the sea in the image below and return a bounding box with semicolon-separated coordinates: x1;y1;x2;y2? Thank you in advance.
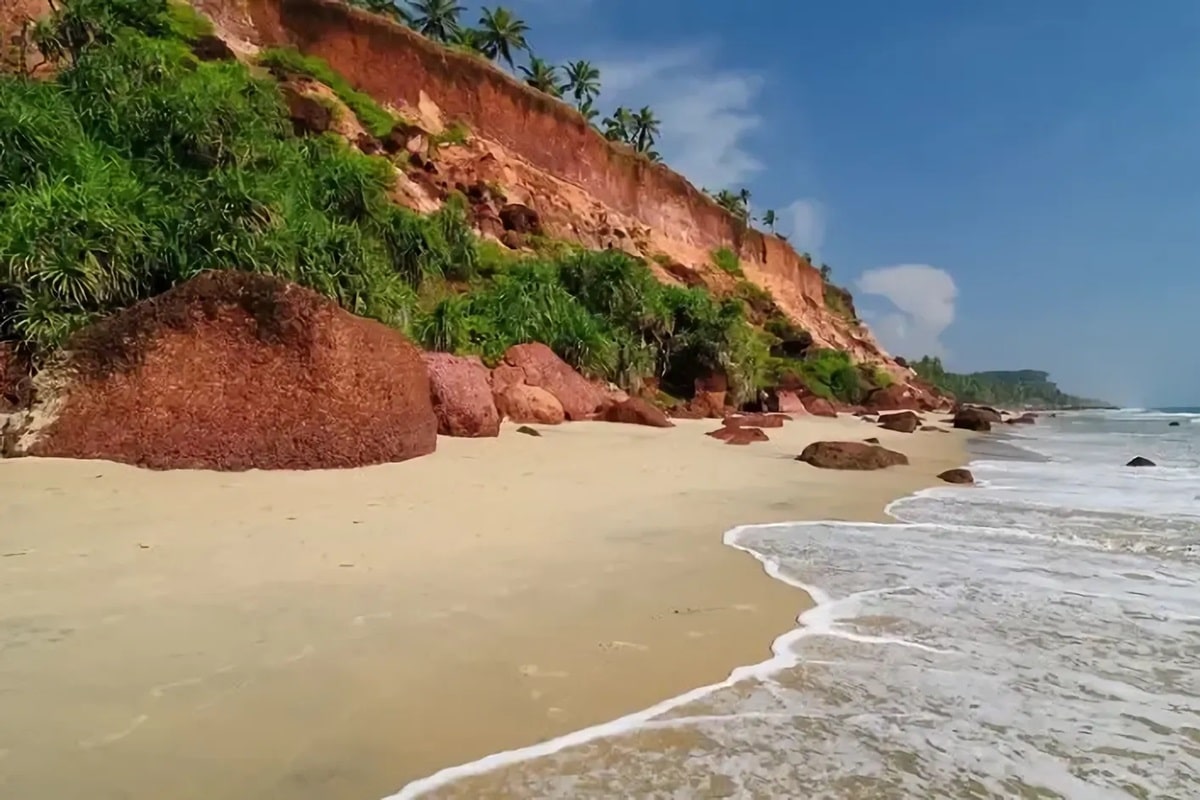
390;408;1200;799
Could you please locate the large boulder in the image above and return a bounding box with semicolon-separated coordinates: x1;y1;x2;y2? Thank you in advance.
598;397;673;428
953;407;994;432
959;404;1002;423
802;396;838;418
1007;412;1037;425
422;352;500;437
9;272;437;470
494;382;565;425
688;372;728;419
500;343;606;420
878;411;920;433
796;441;909;470
775;390;808;415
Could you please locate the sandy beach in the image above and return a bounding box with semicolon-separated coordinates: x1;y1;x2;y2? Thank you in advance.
0;414;965;800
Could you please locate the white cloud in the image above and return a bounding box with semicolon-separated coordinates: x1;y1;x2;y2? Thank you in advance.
855;264;958;358
595;47;764;190
780;198;826;260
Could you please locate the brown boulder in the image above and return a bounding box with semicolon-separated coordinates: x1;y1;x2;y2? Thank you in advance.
958;405;1002;423
280;85;332;136
423;352;500;438
14;272;437;470
802;396;838;418
1007;413;1037;425
499;203;542;235
494;382;565;425
864;383;921;411
190;34;236;62
708;426;769;445
776;390;807;414
796;441;909;470
878;411;920;433
501;343;605;420
938;468;975;484
599;397;673;428
953;408;994;432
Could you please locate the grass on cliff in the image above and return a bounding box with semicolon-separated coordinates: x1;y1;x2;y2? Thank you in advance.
258;46;397;137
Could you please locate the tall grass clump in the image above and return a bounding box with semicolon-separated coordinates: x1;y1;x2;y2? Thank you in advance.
0;0;462;358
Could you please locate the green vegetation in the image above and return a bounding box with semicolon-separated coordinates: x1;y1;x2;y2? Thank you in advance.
0;0;876;412
911;358;1107;408
711;247;742;277
258;46;396;137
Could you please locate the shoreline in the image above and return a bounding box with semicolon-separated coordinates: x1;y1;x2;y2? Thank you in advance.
0;415;967;800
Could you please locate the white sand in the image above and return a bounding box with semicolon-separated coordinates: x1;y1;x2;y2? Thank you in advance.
0;414;966;800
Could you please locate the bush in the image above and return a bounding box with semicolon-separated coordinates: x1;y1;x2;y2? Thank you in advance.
711;246;743;277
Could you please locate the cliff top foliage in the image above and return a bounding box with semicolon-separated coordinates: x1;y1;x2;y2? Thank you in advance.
912;357;1107;409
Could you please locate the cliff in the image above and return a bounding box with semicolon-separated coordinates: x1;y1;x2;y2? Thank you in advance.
191;0;903;372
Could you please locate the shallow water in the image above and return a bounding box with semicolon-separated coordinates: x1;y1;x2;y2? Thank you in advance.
391;409;1200;799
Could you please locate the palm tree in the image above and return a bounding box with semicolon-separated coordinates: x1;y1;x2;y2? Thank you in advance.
819;264;832;281
577;97;600;124
761;208;777;232
713;189;741;215
408;0;464;42
736;187;751;219
477;6;529;68
520;56;562;96
452;26;487;53
603;106;635;143
631;106;660;154
563;60;600;104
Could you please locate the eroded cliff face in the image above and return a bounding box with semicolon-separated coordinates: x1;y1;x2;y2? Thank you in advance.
190;0;906;372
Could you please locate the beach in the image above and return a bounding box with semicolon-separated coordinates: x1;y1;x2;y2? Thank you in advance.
0;414;966;800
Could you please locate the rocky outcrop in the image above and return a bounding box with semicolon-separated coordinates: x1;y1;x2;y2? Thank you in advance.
9;272;437;470
878;411;920;433
863;383;922;411
0;342;31;413
422;352;500;437
953;408;995;432
802;396;838;418
938;468;975;484
499;343;605;421
494;382;564;425
1125;456;1156;467
796;441;909;470
598;397;673;428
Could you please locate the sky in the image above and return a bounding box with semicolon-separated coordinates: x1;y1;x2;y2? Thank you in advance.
460;0;1200;406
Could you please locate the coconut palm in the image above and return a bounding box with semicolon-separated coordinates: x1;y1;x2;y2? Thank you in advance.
736;187;751;219
563;60;600;104
452;26;486;53
408;0;464;42
630;106;660;154
577;97;600;124
602;106;635;143
476;6;528;68
761;208;777;232
520;56;562;96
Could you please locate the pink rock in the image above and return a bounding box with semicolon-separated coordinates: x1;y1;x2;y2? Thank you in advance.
494;382;565;425
502;343;605;420
423;352;500;438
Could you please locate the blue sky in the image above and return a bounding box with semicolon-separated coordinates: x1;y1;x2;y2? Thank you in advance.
463;0;1200;406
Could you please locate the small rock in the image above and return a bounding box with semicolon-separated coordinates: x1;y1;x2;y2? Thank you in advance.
864;437;880;444
878;411;919;433
937;468;974;484
724;413;785;429
599;397;673;428
515;425;541;437
500;229;526;250
707;426;769;444
1126;456;1156;467
1169;421;1181;427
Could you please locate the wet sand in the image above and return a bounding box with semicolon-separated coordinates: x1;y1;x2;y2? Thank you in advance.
0;414;966;800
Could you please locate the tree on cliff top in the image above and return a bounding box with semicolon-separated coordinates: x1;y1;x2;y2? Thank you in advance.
476;6;528;68
520;56;561;97
563;60;600;105
408;0;463;42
